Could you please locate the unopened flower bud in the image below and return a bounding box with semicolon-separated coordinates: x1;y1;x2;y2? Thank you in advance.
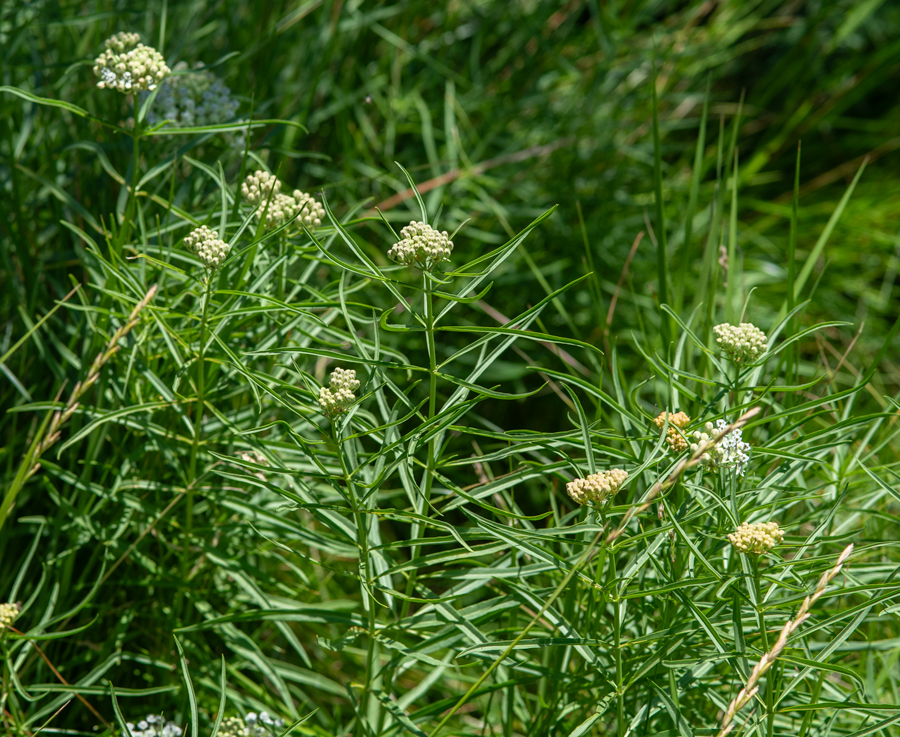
728;521;784;555
566;468;628;505
183;225;231;270
713;322;768;364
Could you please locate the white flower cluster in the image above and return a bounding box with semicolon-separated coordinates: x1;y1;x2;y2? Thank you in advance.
93;32;170;93
713;322;768;364
0;602;20;630
690;419;752;476
241;171;324;231
387;221;454;271
566;468;628;506
218;712;285;737
728;521;784;555
653;411;691;452
125;715;182;737
318;368;360;417
139;61;239;128
183;225;232;270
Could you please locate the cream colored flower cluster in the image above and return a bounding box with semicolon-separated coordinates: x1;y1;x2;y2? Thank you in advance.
218;712;285;737
0;602;20;630
566;468;628;506
388;221;454;271
653;411;691;452
124;714;182;737
728;521;784;555
183;225;231;270
691;419;751;476
318;368;360;417
93;32;170;93
241;170;324;231
140;61;240;129
713;322;768;364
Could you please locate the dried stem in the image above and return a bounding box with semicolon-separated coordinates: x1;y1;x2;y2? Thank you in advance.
715;543;854;737
27;284;158;478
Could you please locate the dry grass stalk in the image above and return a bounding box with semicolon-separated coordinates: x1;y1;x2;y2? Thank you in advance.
715;543;855;737
27;284;158;478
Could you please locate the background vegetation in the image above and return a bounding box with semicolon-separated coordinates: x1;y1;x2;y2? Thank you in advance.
1;1;899;736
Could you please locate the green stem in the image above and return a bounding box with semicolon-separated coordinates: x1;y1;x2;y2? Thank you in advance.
183;276;211;596
401;275;438;612
334;419;377;737
611;550;625;737
117;107;142;252
752;557;775;737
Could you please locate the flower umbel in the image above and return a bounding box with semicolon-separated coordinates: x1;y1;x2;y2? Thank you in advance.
318;368;360;418
140;61;239;129
218;717;249;737
241;171;324;231
93;32;170;93
388;221;453;271
728;521;784;555
183;225;231;270
566;468;628;506
713;322;768;364
244;712;286;736
125;715;183;737
654;411;691;452
0;602;20;631
690;419;752;475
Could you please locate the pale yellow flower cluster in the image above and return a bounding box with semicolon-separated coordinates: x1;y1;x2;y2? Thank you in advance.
318;368;360;417
713;322;768;364
388;221;454;271
0;602;20;630
566;468;628;506
653;411;691;452
241;170;324;231
93;32;170;93
728;521;784;555
183;225;231;270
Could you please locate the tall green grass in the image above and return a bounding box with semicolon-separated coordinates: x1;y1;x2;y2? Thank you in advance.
2;2;900;736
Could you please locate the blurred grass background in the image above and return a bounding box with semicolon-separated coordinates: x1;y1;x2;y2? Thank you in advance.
4;0;900;379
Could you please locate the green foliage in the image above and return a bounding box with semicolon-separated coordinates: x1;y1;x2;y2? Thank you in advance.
2;2;900;736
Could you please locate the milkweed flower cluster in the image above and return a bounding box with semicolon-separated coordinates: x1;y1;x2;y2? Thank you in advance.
318;368;360;418
218;712;285;737
566;468;628;506
714;322;768;364
728;521;784;555
125;715;182;737
93;32;170;93
388;221;454;271
183;225;231;270
140;61;239;129
653;411;691;452
691;419;752;475
0;602;20;630
241;170;324;231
